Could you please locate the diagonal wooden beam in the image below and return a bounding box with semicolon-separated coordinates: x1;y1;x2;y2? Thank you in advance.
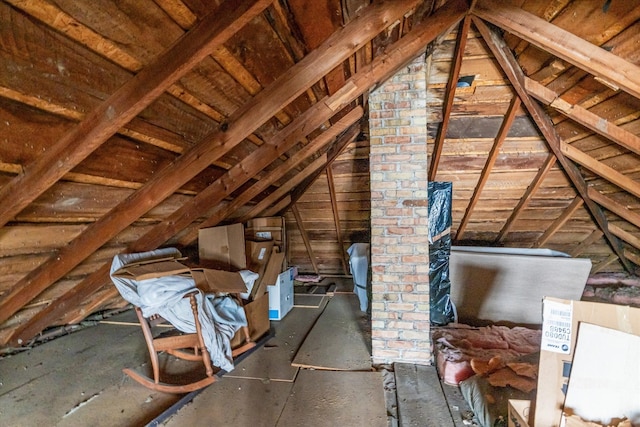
609;224;640;252
0;0;421;326
589;188;640;230
326;166;349;274
568;229;604;258
4;0;468;342
292;203;319;275
561;142;640;199
474;0;640;99
525;77;640;156
456;95;521;241
177;109;363;246
473;17;633;274
5;114;362;346
429;14;472;181
0;0;272;229
263;195;292;218
533;196;583;248
496;153;556;243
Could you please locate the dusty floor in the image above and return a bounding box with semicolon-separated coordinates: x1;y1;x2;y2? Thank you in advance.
0;278;469;426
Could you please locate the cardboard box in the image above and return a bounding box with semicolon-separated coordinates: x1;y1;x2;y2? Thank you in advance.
113;259;190;280
251;250;285;299
191;269;247;294
508;400;531;427
231;292;270;348
535;297;640;426
268;267;294;320
199;223;246;270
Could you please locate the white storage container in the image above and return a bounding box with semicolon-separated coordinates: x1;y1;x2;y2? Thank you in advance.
268;267;294;320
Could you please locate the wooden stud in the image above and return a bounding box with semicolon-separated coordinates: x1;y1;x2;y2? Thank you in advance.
496;154;556;243
292;204;319;275
456;95;521;241
429;15;472;181
568;230;604;258
609;224;640;252
534;196;583;248
589;188;640;230
326;166;349;274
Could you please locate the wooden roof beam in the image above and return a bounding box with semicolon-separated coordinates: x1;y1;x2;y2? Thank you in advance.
429;15;472;181
568;229;604;258
533;196;583;248
0;0;424;327
326;166;349;275
8;117;362;346
525;78;640;156
456;95;521;241
473;17;634;273
474;0;640;99
0;0;272;230
292;204;319;275
561;142;640;199
496;153;556;243
589;188;640;230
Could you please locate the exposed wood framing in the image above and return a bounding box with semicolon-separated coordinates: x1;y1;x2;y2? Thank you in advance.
474;0;640;99
473;17;634;273
568;230;604;258
561;143;640;199
429;14;472;181
591;254;620;274
6;114;363;347
326;167;349;274
525;78;640;156
533;196;583;248
589;188;640;230
456;95;521;241
0;0;423;327
609;225;640;252
0;0;272;229
496;153;557;242
292;204;319;274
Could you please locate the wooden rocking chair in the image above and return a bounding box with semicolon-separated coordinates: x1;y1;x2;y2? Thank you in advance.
123;290;256;394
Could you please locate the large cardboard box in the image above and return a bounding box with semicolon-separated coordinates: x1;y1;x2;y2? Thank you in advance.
535;297;640;426
231;292;270;348
245;216;286;257
199;223;246;270
508;400;531;427
268;267;294;320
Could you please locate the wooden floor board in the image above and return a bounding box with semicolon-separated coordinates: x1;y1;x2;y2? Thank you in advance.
395;363;455;427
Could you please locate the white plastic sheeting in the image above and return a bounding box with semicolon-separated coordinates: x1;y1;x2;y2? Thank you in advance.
347;243;370;312
110;248;247;372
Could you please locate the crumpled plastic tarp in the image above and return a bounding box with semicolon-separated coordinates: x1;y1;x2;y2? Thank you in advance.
109;248;247;372
428;181;455;325
347;243;370;312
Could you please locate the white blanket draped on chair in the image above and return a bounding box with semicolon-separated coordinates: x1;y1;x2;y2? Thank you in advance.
110;248;247;372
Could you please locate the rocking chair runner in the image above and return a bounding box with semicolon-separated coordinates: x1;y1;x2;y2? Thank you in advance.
123;290;256;394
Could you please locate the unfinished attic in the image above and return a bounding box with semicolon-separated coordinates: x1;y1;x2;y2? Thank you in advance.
1;0;640;425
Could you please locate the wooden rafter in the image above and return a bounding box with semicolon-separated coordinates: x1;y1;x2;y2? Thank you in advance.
474;0;640;99
292;204;319;275
533;196;583;248
473;17;634;273
588;188;640;230
0;0;423;326
326;166;349;274
429;14;472;181
263;196;292;218
240;155;329;222
592;254;620;274
609;224;640;252
456;95;521;241
179;109;364;245
525;78;640;156
568;229;604;258
0;0;272;230
5;113;363;347
496;153;557;243
561;142;640;199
